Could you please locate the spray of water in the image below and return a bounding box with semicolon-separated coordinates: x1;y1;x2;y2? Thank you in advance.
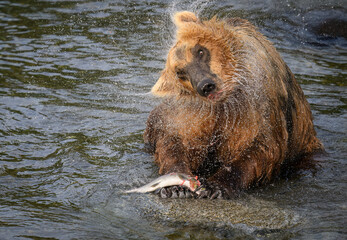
154;0;271;142
158;0;216;51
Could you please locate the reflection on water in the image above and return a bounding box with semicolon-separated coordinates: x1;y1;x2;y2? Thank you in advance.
0;0;346;239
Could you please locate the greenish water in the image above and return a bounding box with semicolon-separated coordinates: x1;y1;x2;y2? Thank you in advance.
0;0;346;239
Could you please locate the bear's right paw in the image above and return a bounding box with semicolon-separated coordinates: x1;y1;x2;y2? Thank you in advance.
157;186;194;199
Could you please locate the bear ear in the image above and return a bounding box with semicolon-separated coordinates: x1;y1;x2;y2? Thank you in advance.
151;69;177;97
173;11;198;28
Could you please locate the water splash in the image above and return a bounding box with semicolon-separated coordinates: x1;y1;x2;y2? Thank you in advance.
157;0;216;51
168;0;214;17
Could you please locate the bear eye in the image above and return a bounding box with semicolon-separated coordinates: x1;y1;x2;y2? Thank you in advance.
176;69;188;81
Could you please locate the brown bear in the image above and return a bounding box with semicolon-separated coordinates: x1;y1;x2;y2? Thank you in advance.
144;11;323;199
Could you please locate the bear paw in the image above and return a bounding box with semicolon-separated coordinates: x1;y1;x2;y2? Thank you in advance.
156;182;230;199
157;185;194;199
195;180;231;199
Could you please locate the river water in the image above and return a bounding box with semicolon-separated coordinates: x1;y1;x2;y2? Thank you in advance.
0;0;346;239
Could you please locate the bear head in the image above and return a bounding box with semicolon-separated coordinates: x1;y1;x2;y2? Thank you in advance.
151;11;244;102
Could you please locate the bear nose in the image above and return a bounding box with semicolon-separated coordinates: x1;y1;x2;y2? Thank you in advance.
197;79;216;97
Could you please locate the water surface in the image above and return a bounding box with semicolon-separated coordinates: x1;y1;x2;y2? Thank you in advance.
0;0;346;239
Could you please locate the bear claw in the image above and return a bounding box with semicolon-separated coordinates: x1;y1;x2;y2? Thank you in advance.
158;186;193;199
157;183;229;199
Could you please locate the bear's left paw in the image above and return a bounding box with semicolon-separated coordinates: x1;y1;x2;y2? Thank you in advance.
195;181;230;199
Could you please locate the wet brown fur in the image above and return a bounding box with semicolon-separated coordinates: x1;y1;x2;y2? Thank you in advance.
144;11;323;193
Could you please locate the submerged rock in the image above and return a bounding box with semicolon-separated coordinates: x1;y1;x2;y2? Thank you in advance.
140;194;301;231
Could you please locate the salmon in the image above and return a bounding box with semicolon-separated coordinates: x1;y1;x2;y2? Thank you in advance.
125;173;201;193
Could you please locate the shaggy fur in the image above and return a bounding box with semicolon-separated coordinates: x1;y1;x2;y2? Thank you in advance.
144;11;323;197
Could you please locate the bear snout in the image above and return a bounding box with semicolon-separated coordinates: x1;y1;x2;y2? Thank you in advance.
197;78;216;97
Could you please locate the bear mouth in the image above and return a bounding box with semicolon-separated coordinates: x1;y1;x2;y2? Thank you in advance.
207;89;224;101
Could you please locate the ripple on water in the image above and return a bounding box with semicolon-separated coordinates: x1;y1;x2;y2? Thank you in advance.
0;0;346;239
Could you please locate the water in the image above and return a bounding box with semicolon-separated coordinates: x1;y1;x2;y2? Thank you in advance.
0;0;346;239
